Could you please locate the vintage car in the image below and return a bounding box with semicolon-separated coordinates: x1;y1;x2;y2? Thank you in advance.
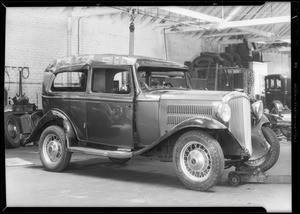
263;74;291;138
23;54;280;191
264;74;291;113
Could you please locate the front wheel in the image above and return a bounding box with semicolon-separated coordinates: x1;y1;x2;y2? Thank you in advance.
39;125;72;172
173;130;224;191
241;126;280;172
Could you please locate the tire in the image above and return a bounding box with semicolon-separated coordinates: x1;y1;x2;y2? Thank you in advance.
4;114;22;148
108;157;131;164
38;125;72;172
241;126;280;172
192;56;214;67
220;52;234;65
173;130;224;191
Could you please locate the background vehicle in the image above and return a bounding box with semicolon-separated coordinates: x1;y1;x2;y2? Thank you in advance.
20;54;279;191
264;74;291;113
263;74;291;138
4;68;42;148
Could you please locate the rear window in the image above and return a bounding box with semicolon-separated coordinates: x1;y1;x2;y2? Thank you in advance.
51;70;87;92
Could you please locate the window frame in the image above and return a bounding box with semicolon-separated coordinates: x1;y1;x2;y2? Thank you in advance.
89;65;134;96
50;69;88;93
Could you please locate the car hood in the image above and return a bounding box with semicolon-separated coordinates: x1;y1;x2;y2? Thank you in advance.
147;90;230;102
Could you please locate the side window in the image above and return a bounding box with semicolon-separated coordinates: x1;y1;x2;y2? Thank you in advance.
270;79;275;89
52;70;87;92
276;79;281;89
92;68;131;94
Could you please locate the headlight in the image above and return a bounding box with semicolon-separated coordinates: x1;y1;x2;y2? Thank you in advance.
216;102;231;123
251;100;263;120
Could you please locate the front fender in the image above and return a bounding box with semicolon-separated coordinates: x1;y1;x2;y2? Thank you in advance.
253;114;270;134
134;117;231;156
24;109;76;144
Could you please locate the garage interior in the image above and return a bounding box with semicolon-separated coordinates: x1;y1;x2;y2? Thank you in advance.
3;3;294;211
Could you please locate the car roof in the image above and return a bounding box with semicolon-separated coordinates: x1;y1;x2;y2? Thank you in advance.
45;54;188;73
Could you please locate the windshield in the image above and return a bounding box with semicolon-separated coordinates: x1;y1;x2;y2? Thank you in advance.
137;68;190;91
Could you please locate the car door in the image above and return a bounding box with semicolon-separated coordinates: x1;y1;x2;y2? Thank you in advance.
50;69;88;140
86;66;134;149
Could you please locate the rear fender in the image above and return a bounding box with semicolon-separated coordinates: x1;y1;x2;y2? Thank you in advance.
134;117;247;158
24;109;76;145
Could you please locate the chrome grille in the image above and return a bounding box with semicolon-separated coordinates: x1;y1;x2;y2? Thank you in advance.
227;96;252;155
166;104;213;126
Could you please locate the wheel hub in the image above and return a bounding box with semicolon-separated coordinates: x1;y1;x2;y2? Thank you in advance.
180;141;211;181
187;150;206;171
44;134;62;163
48;141;60;157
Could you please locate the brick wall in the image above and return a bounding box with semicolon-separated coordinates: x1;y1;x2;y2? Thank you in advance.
5;7;69;108
166;33;221;64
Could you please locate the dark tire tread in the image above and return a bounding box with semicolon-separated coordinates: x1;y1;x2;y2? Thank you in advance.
38;125;72;172
173;130;224;191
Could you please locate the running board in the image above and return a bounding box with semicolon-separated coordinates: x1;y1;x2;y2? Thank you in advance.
68;147;133;159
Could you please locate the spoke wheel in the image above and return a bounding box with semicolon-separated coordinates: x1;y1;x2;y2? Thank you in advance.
43;134;63;164
173;130;224;191
180;141;212;182
39;125;72;172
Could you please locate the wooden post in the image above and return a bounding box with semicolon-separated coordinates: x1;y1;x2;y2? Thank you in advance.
215;62;219;90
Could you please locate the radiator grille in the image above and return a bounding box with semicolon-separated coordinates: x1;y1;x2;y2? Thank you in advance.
167;105;213;125
227;97;252;154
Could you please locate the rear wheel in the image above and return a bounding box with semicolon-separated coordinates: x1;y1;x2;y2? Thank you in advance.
4;114;22;148
173;130;224;191
241;126;280;172
39;125;72;172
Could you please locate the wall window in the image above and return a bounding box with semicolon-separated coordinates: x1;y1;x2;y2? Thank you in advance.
51;70;87;92
92;68;131;94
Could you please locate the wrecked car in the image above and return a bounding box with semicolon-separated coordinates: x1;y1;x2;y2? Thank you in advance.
23;54;280;191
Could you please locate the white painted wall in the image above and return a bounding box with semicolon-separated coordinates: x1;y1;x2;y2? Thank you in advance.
5;7;290;110
262;51;291;77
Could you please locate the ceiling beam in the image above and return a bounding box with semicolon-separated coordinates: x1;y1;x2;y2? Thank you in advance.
219;35;291;44
158;6;223;23
219;16;290;29
237;26;274;37
71;7;121;17
158;6;282;38
201;31;250;38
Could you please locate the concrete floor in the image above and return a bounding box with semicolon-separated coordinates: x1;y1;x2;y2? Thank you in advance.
4;137;292;212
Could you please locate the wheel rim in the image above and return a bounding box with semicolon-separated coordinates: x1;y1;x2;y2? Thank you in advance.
43;134;63;164
7;120;19;142
180;141;212;182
